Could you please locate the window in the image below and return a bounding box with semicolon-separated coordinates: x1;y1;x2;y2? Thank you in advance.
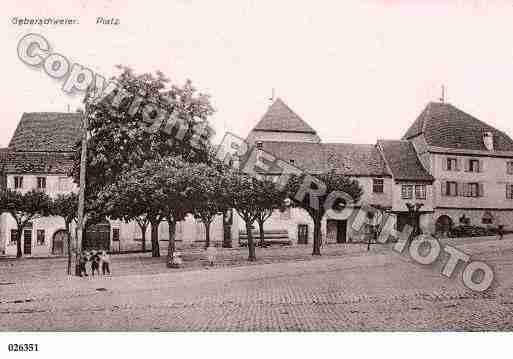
289;159;295;164
112;228;120;242
468;182;479;197
9;229;18;245
506;184;513;199
37;177;46;190
373;178;384;193
415;184;426;199
58;177;68;191
507;162;513;175
401;184;413;199
446;158;458;171
444;181;458;196
36;229;45;245
256;141;263;149
14;176;23;189
468;159;480;172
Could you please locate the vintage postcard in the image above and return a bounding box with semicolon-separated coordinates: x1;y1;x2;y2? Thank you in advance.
0;0;512;357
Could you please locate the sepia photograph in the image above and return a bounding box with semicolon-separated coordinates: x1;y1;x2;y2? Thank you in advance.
1;0;512;357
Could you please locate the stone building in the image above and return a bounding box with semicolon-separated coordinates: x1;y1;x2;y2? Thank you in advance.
403;102;513;235
242;98;513;243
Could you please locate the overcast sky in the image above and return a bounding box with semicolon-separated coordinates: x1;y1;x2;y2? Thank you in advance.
2;0;513;147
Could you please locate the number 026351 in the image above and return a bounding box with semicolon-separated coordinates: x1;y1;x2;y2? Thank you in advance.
7;344;39;352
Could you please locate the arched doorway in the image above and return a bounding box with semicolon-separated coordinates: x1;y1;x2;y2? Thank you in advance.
52;230;68;256
435;215;453;238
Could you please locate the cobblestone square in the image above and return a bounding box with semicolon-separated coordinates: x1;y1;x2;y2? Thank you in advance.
1;237;512;331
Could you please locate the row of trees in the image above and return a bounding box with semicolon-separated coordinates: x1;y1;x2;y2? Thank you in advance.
74;66;364;264
0;66;365;270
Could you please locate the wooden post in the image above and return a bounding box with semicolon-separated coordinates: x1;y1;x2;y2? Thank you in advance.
75;109;89;275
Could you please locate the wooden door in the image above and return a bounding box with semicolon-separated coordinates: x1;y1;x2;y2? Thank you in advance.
23;229;32;255
52;230;67;255
336;220;347;243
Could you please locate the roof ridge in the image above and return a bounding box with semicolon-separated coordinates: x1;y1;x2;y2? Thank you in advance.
250;98;317;134
323;142;376;146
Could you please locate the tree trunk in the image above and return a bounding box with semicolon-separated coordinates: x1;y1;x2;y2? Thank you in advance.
16;225;23;258
66;222;72;275
312;215;322;256
150;222;160;257
204;221;211;249
166;220;177;267
257;219;265;247
246;222;256;261
222;211;232;248
74;224;80;276
138;223;147;252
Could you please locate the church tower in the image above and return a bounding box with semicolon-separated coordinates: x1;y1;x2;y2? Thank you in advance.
246;98;321;145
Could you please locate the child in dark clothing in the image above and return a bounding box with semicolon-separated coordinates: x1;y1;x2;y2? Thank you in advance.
78;252;88;277
91;251;101;276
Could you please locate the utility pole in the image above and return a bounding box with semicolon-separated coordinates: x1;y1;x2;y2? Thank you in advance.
75;92;90;276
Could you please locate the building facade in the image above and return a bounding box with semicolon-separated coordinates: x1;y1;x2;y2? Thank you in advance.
243;98;513;243
0;113;235;257
1;99;512;256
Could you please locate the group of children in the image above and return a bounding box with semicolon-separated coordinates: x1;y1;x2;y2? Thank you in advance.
78;250;111;277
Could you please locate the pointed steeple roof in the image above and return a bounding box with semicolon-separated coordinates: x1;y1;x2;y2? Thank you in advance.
252;98;317;134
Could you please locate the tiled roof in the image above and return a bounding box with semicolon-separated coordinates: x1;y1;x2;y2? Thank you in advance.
9;112;83;152
0;151;74;175
323;143;390;176
259;141;390;176
251;98;317;133
378;140;434;182
403;102;513;151
260;141;326;173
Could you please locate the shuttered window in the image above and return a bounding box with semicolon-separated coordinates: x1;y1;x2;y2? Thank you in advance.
468;183;479;197
507;184;513;199
36;229;45;245
442;181;458;196
507;162;513;175
467;159;482;172
445;158;458;171
9;229;18;245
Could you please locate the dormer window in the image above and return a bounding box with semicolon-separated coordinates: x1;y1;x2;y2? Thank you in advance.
256;141;263;149
289;159;295;165
483;132;494;151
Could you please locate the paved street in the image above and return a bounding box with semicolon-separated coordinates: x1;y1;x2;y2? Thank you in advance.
1;237;513;331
